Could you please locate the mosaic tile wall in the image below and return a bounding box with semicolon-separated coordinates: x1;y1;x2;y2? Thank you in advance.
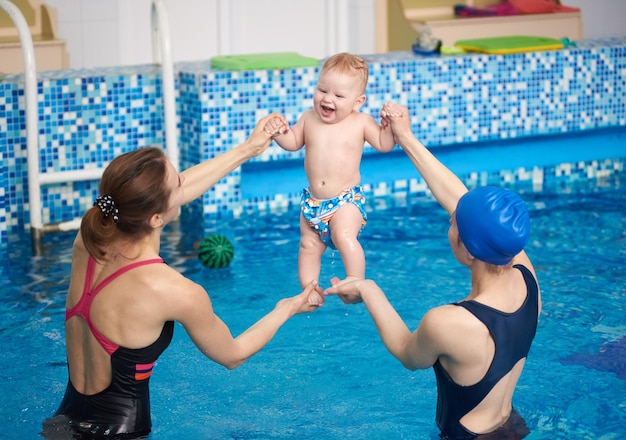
0;142;5;242
0;38;625;251
0;65;167;241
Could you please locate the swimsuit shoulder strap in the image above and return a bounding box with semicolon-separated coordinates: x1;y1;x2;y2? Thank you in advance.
90;257;165;296
65;256;165;355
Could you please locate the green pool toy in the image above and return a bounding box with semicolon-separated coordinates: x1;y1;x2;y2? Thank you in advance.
454;35;564;55
210;52;319;71
197;234;234;269
441;45;466;55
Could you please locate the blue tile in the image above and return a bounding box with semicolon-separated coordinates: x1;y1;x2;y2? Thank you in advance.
1;38;626;251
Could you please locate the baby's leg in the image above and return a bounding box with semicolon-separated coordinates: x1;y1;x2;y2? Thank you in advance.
329;203;365;280
298;214;326;288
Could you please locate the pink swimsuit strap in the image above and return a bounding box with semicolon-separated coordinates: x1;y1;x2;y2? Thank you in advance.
65;256;164;355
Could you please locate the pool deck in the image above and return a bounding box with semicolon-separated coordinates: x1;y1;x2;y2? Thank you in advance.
1;37;626;252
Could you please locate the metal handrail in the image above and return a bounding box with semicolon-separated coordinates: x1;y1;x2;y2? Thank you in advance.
325;0;349;55
151;0;178;171
0;0;44;251
0;0;179;254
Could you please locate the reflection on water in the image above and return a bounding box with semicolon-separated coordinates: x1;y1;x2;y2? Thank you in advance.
2;178;626;439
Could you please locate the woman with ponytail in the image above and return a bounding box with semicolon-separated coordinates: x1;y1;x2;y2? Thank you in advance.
43;113;323;439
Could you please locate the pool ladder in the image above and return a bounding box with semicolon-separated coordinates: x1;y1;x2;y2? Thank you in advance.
0;0;179;255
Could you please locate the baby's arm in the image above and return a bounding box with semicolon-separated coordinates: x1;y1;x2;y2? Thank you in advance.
379;115;396;152
264;114;306;152
364;113;396;153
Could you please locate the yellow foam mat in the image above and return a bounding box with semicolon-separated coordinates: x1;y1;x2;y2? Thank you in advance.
455;36;564;54
210;52;319;71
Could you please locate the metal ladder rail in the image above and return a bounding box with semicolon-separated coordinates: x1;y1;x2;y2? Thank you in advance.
152;0;179;171
1;0;178;254
324;0;350;55
0;0;63;254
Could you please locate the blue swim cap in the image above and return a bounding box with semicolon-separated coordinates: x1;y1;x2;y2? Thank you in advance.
455;186;530;265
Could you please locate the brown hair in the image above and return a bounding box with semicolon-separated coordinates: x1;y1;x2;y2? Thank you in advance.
80;146;171;260
320;52;369;94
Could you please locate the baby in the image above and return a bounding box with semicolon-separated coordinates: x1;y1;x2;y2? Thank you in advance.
265;52;396;287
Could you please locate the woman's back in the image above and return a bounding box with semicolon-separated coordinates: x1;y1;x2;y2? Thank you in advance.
65;235;174;393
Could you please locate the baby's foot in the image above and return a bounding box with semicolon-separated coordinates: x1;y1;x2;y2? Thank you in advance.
308;291;324;306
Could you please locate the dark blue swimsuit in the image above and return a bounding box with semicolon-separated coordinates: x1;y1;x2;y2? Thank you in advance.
434;264;539;440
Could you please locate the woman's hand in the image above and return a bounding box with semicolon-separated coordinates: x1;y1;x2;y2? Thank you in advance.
277;280;325;314
323;276;364;304
245;113;289;158
380;102;412;146
264;116;289;137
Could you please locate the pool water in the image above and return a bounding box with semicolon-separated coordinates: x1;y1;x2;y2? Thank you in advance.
2;175;625;439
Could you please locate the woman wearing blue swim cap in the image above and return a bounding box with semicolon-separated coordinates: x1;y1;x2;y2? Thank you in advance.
325;103;541;439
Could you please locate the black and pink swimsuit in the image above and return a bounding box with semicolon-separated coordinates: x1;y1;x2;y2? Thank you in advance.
54;256;174;438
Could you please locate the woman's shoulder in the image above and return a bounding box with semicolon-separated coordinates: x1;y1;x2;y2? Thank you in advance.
424;303;487;335
147;267;210;322
70;231;91;270
72;230;86;251
149;263;204;294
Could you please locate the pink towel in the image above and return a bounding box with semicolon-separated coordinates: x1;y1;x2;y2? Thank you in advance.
455;0;580;17
508;0;580;14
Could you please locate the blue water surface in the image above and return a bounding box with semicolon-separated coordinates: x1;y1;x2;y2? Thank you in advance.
1;176;625;439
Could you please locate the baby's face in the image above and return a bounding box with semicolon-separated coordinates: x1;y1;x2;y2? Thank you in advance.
313;69;365;124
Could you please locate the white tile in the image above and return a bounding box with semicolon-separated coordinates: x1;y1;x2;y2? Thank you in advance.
58;22;83;69
81;20;119;68
46;0;82;23
168;0;219;62
117;1;151;65
229;0;326;58
81;0;118;21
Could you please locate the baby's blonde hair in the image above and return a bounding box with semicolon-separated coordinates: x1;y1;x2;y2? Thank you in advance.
321;52;369;94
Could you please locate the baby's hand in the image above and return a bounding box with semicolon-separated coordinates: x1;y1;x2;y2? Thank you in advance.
381;102;403;119
264;117;288;137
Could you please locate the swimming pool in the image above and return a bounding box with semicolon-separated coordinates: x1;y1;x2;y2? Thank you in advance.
2;143;625;439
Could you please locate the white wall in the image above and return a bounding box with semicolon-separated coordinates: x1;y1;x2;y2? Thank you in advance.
42;0;625;70
566;0;626;39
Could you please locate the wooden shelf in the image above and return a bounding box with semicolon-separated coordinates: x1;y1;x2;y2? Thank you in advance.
375;0;583;51
0;0;68;73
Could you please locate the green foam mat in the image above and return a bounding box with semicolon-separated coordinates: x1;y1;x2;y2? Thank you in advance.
455;35;564;54
210;52;319;71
